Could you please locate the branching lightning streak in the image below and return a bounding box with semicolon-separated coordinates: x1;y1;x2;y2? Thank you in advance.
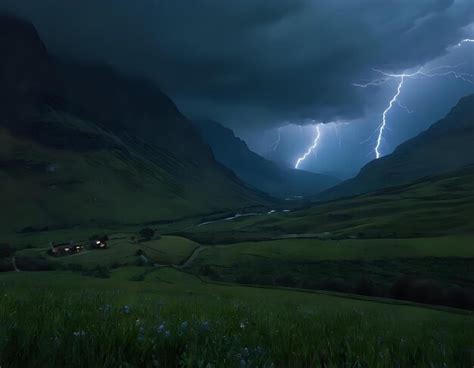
332;124;342;148
270;128;281;152
331;122;348;148
372;74;406;159
355;39;474;159
397;100;414;114
295;125;321;169
456;39;474;47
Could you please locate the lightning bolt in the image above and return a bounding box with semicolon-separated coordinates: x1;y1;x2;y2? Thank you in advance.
331;122;349;148
372;73;408;159
295;124;322;169
456;39;474;47
355;38;474;159
270;127;281;152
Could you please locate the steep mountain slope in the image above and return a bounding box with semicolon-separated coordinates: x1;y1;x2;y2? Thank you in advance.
194;120;339;197
0;14;269;234
320;94;474;200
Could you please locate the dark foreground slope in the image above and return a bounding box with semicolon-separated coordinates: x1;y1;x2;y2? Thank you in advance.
320;94;474;200
195;120;339;197
0;14;268;234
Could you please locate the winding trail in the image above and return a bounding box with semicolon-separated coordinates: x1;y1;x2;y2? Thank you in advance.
176;246;207;269
12;257;20;272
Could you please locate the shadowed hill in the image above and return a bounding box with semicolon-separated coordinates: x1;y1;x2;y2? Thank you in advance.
0;14;270;234
320;94;474;200
194;120;339;198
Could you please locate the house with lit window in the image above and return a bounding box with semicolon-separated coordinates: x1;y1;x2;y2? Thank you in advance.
48;242;83;257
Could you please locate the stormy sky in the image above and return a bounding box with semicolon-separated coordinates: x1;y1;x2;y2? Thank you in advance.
2;0;473;178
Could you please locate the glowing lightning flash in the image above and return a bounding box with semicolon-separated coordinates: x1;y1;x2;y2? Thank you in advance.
456;39;474;47
295;125;322;169
271;128;281;152
374;74;405;159
355;43;474;159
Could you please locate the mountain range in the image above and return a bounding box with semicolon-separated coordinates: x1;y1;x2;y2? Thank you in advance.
194;120;339;198
0;14;270;235
320;94;474;200
1;13;473;236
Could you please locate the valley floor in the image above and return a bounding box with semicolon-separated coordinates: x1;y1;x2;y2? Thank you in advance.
1;222;473;367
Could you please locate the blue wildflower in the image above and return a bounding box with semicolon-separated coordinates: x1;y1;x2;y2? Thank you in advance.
122;305;131;314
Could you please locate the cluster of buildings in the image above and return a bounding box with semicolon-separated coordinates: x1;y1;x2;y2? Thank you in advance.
48;236;108;257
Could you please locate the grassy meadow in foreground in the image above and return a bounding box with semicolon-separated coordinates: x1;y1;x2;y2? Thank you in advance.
1;213;473;366
0;267;473;367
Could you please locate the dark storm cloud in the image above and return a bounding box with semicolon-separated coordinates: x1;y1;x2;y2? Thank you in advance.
1;0;473;129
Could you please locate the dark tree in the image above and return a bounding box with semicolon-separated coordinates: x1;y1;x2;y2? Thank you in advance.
139;228;155;240
0;244;14;258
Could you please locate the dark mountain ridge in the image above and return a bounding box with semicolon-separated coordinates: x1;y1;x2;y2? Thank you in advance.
194;119;339;198
320;94;474;200
0;14;270;234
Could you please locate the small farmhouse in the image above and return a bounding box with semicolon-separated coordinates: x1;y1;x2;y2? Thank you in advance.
48;242;83;257
91;236;108;249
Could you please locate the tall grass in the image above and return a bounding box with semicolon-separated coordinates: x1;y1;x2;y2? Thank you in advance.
0;290;472;367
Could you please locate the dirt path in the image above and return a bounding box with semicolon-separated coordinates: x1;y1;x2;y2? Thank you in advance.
12;257;20;272
176;246;207;269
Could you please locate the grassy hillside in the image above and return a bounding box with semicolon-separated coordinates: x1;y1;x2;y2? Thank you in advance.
1;166;473;364
0;111;268;235
181;165;474;242
321;94;474;200
0;15;271;236
188;236;474;306
194;120;339;197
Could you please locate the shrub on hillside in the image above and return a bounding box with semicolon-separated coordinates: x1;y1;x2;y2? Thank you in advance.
199;265;220;280
355;277;378;297
445;285;474;310
390;276;474;310
0;258;14;272
274;274;297;287
138;228;158;241
0;244;14;258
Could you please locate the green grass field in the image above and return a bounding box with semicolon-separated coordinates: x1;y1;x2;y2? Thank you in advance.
15;234;198;269
179;167;474;244
187;236;474;304
193;236;474;263
2;166;474;366
0;267;473;367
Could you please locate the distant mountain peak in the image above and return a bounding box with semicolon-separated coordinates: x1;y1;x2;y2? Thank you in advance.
194;119;339;197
